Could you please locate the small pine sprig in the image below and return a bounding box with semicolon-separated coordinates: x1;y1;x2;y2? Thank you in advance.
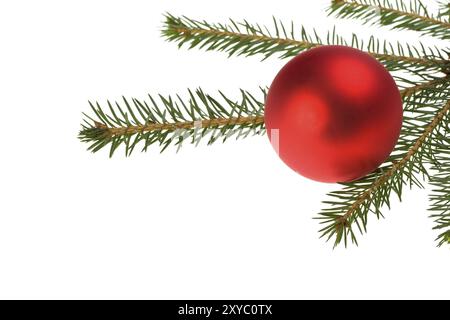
330;0;450;40
162;13;447;72
429;128;450;247
429;164;450;247
79;89;265;156
317;76;450;248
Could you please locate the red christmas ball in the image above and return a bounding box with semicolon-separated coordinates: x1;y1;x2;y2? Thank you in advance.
264;46;403;183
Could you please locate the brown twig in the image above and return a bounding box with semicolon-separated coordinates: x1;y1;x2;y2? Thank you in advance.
101;116;265;136
400;77;449;98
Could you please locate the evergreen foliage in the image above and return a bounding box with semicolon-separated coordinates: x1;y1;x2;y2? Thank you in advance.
79;0;450;247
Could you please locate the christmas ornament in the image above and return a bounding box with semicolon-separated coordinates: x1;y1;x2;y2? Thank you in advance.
264;45;403;183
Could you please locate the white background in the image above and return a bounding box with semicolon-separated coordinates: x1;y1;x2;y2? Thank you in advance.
0;0;449;299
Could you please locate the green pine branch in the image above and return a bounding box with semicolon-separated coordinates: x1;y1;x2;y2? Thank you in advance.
79;89;265;156
162;13;447;72
429;163;450;247
330;0;450;40
428;122;450;247
317;77;450;248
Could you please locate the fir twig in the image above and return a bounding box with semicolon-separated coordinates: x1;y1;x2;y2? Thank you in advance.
400;75;450;98
162;13;447;72
330;0;450;40
428;98;450;246
79;88;266;156
429;157;450;247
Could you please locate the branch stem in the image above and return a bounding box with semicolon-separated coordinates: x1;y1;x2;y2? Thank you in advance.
400;77;450;98
102;116;265;136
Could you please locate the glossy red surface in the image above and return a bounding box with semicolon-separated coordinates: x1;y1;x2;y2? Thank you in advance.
264;46;403;183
